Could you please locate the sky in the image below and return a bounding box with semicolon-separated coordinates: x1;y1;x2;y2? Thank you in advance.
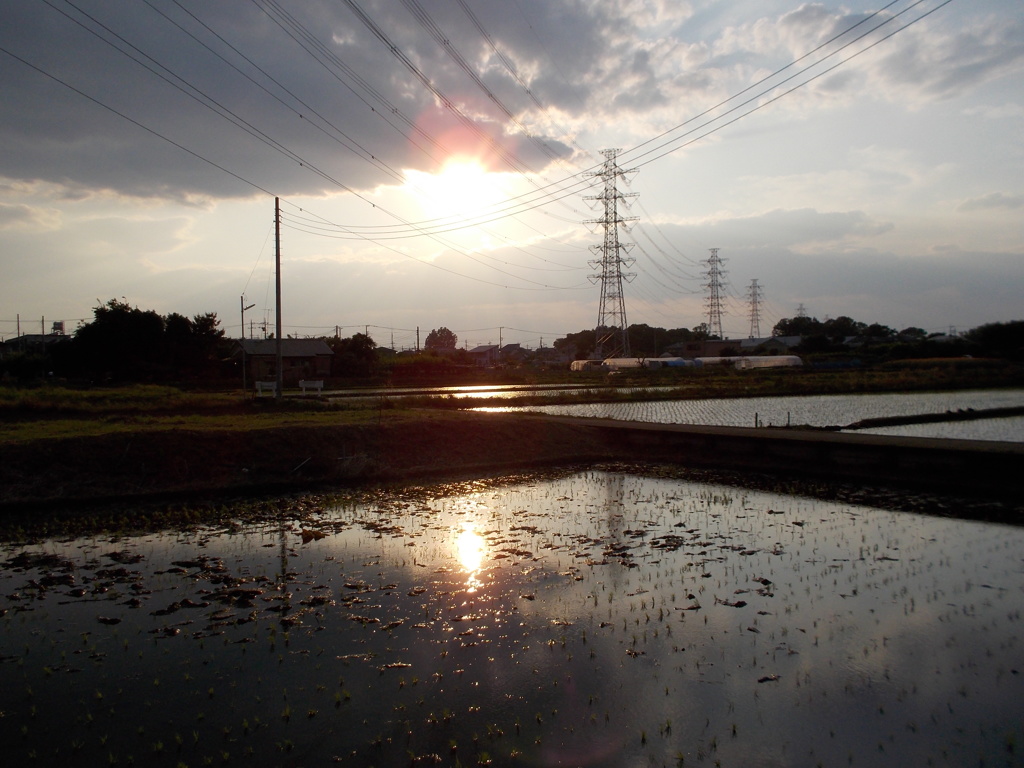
1;0;1021;351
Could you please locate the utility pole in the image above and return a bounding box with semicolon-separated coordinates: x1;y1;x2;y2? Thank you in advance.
703;248;727;339
240;296;255;340
240;295;255;392
416;326;420;352
585;148;637;358
746;279;763;339
274;196;283;399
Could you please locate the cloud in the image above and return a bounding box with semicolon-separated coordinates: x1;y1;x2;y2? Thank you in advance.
0;202;60;230
0;1;582;201
708;3;1024;113
684;207;893;250
961;102;1024;120
958;192;1024;212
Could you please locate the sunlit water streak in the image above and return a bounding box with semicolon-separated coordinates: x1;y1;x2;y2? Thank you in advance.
477;388;1024;442
0;470;1021;766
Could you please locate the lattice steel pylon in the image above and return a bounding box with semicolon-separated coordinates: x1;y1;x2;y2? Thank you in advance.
584;149;637;358
703;247;727;339
746;278;763;339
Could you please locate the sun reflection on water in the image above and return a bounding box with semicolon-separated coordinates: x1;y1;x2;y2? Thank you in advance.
455;524;487;591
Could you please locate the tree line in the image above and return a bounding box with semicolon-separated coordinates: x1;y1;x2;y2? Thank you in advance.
2;299;226;384
549;317;1023;361
1;299;1020;385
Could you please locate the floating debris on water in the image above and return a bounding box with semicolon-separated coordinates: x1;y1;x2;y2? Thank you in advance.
0;467;1021;767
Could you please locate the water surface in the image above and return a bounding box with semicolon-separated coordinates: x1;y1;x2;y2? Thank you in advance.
478;388;1024;442
1;470;1021;766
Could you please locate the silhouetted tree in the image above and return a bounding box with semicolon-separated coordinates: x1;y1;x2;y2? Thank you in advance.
327;333;377;377
424;327;458;350
964;320;1024;359
55;299;225;382
823;316;865;342
860;323;896;343
70;299;165;380
897;327;928;342
554;329;596;360
772;316;823;337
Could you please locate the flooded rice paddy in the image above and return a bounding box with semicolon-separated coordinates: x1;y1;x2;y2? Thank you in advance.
1;468;1022;767
477;388;1024;442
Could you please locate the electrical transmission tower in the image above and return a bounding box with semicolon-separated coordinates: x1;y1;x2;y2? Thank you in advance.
703;247;727;339
584;149;637;357
746;279;763;339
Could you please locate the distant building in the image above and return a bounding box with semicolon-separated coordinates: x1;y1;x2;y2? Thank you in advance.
739;336;802;355
468;344;500;366
499;343;528;363
0;333;70;357
663;336;801;358
234;338;333;386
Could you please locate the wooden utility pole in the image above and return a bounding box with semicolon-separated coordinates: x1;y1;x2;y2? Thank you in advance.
275;197;283;399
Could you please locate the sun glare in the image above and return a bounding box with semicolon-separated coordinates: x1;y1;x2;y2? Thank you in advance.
408;159;506;221
456;524;485;573
455;523;487;592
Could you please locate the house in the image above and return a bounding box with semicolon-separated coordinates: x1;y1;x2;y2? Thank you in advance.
235;338;333;386
499;343;528;363
468;344;500;366
1;333;70;356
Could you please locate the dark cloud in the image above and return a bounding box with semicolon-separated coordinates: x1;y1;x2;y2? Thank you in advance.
0;1;583;200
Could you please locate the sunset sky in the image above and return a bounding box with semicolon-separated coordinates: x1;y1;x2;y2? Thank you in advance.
1;0;1021;350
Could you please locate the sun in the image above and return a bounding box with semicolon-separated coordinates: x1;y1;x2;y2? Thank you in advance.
406;158;507;221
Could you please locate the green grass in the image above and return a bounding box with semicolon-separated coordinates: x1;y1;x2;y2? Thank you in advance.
0;384;239;416
1;362;1019;444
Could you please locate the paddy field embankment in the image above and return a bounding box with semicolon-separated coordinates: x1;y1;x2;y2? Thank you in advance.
1;364;1022;517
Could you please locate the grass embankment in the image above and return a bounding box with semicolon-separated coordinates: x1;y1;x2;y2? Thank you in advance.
0;385;385;443
1;361;1020;442
0;361;1020;510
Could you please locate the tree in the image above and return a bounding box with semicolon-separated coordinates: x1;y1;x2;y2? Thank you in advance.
424;327;458;350
897;327;928;343
964;320;1024;359
70;299;165;380
690;323;713;341
823;316;865;342
554;330;592;360
860;323;896;343
772;316;823;337
328;333;377;377
57;299;225;382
